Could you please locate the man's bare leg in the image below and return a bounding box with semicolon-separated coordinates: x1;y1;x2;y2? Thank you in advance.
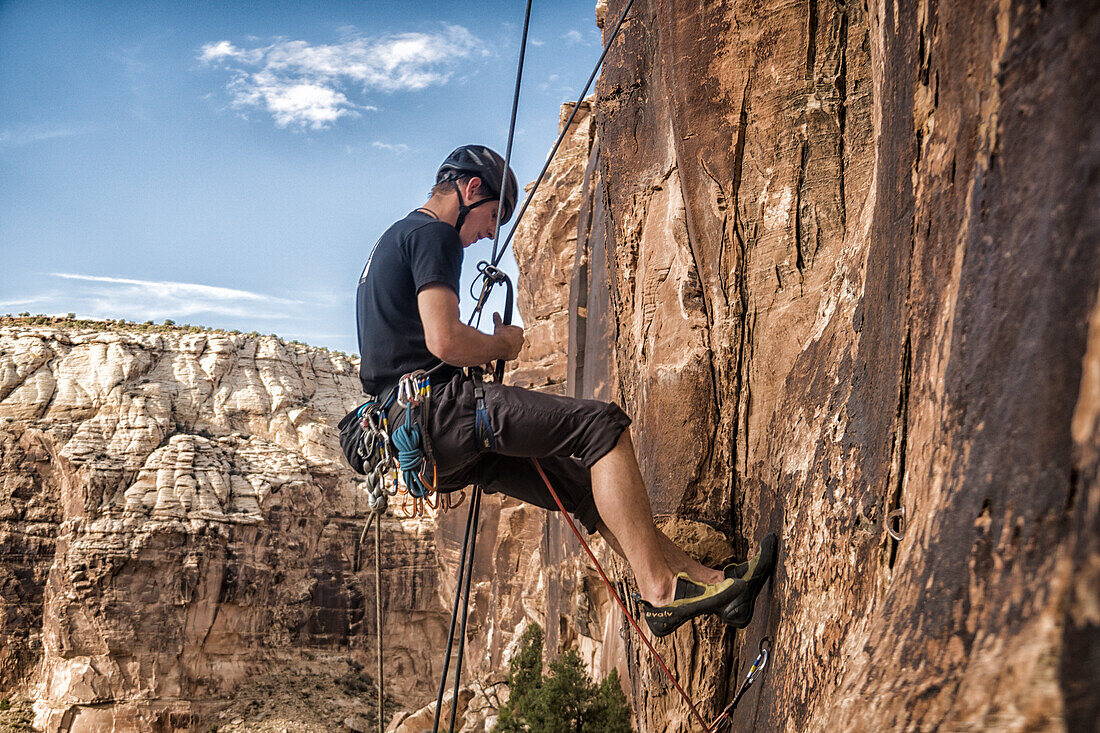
597;523;724;586
591;431;724;606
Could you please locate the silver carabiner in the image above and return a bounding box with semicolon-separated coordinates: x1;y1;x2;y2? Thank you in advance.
396;369;428;408
745;638;770;686
886;507;906;542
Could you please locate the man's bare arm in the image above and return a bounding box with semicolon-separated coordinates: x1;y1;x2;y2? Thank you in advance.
418;283;524;367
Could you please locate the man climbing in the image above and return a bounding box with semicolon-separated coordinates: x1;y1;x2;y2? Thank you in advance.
341;144;775;637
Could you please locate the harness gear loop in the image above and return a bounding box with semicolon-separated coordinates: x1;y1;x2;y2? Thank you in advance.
355;396;398;505
391;371;439;501
443;490;466;511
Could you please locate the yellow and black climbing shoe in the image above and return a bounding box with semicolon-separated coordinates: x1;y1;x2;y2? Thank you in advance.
636;574;748;638
715;533;778;629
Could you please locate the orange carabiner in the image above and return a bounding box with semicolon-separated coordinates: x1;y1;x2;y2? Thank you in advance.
444;490;466;511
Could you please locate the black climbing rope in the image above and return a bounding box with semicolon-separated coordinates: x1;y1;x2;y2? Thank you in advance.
429;2;639;730
489;0;636;269
466;0;637;333
431;484;484;733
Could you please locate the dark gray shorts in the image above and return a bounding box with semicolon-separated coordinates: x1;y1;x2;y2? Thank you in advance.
392;372;631;534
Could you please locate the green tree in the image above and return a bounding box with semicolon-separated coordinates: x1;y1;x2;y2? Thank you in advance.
493;623;633;733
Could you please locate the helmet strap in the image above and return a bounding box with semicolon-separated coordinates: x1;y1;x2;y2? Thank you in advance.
451;180;495;233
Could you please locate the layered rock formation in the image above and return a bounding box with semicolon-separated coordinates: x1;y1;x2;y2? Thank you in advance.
3;0;1098;730
543;0;1098;730
0;324;450;731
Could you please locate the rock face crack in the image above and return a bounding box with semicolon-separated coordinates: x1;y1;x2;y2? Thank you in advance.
886;331;912;572
806;0;819;81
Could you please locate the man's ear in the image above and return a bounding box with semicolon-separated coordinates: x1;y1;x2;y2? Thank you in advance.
463;176;483;199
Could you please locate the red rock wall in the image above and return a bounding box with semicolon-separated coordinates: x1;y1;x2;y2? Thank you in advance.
538;0;1099;730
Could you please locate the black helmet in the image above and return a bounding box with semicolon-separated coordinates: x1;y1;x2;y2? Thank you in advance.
437;145;519;226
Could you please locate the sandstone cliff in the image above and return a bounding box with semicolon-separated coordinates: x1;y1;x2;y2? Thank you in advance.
537;0;1099;730
2;0;1097;730
0;322;450;731
0;315;622;733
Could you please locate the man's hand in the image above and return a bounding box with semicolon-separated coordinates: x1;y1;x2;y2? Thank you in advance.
418;285;525;367
493;312;525;361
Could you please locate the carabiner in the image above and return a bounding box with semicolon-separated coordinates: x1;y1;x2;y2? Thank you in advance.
886;507;906;542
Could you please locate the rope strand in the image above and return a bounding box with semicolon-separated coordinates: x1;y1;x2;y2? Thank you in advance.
490;0;533;266
492;0;636;268
374;511;384;733
530;457;718;731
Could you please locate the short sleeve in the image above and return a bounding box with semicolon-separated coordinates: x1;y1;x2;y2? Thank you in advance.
405;222;463;297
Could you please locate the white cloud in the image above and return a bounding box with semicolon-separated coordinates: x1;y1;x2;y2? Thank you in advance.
563;29;585;45
6;273;304;323
199;25;486;130
371;141;410;153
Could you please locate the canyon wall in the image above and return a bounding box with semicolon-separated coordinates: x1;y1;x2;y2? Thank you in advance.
543;0;1098;730
2;0;1098;730
0;324;452;731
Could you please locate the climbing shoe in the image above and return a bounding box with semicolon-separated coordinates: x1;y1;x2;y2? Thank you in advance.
715;533;777;629
636;574;747;638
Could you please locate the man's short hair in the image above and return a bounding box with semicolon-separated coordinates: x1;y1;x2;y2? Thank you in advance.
430;173;470;198
431;173;492;202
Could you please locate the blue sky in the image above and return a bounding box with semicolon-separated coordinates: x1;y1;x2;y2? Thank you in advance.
0;1;603;355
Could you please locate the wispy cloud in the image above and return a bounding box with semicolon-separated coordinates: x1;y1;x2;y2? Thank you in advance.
0;124;97;148
371;141;410;153
538;73;574;97
563;29;585;45
199;25;487;130
0;273;302;324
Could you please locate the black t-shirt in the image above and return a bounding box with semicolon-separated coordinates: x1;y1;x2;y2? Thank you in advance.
356;210;463;394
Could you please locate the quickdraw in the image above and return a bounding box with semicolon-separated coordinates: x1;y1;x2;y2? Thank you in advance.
710;638;772;731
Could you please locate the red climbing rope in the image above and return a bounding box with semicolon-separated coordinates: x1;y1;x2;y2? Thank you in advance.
530;458;725;732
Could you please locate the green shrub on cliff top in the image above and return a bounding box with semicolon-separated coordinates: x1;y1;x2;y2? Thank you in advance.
493;622;633;733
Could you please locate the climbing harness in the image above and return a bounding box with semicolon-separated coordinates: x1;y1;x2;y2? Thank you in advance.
349;373;451;520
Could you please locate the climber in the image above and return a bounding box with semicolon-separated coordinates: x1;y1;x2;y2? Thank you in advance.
342;144;775;637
